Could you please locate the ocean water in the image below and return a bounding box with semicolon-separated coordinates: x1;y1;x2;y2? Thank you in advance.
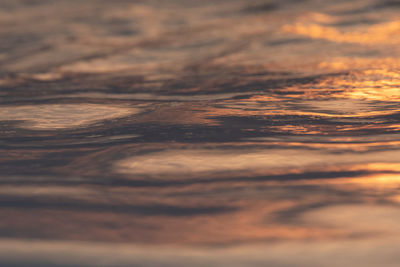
1;0;400;266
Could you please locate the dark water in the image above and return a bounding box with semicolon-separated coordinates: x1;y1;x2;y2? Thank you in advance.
1;0;400;266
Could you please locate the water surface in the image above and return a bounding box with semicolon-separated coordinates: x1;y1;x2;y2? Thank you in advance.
1;0;400;266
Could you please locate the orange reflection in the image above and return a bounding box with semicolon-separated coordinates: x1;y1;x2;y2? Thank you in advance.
319;58;400;71
277;68;400;102
283;16;400;45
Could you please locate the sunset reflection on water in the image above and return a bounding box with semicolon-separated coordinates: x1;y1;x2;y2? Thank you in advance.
1;0;400;266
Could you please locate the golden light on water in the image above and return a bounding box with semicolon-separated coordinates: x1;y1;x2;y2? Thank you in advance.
283;14;400;45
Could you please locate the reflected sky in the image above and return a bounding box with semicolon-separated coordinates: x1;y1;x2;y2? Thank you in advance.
0;104;138;130
1;0;400;266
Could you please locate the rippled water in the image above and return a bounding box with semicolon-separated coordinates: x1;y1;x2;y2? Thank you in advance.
1;0;400;266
